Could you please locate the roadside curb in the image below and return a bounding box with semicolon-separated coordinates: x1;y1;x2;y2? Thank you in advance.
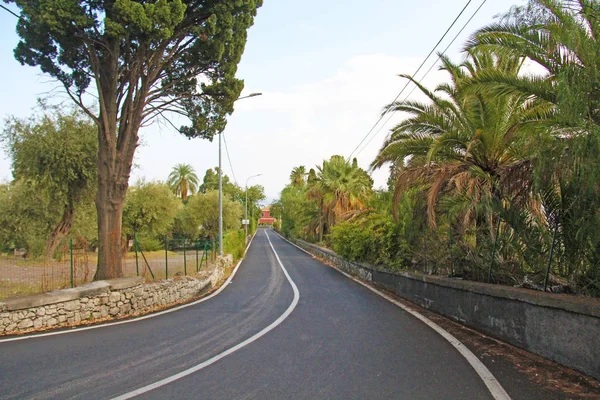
0;232;258;342
272;231;511;400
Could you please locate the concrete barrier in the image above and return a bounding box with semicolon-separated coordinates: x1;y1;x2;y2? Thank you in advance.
295;239;600;381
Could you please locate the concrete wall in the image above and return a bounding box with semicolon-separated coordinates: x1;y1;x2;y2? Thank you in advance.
0;255;233;336
295;240;600;381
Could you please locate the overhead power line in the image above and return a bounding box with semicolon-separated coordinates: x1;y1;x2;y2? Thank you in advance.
222;132;238;185
0;4;20;18
353;0;489;159
346;0;475;161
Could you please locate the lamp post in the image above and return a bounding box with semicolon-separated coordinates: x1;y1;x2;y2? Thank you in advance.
245;174;262;238
218;92;262;256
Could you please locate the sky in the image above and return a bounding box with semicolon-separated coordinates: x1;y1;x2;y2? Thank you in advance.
0;0;526;202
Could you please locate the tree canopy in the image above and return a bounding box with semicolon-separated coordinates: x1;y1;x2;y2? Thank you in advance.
1;104;97;256
5;0;262;279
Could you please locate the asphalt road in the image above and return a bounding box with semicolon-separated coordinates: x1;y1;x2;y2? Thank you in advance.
0;228;530;399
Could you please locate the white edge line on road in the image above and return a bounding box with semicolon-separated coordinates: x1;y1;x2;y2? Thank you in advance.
0;232;258;344
110;229;300;400
272;230;511;400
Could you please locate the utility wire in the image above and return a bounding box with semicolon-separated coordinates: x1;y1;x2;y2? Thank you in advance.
0;4;20;18
353;0;489;159
346;0;474;161
222;132;238;185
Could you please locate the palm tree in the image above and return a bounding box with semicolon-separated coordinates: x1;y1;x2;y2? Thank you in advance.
465;0;600;286
310;156;373;240
168;164;199;202
289;166;307;187
372;50;553;238
465;0;599;130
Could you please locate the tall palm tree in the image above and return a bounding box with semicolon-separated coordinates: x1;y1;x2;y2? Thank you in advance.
372;50;553;238
289;166;307;187
466;0;600;284
168;164;199;202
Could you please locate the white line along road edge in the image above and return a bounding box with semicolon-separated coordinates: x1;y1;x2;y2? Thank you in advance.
111;229;300;400
0;232;259;344
272;230;511;400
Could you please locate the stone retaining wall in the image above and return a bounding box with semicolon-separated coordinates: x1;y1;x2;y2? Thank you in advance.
0;255;233;336
295;239;600;381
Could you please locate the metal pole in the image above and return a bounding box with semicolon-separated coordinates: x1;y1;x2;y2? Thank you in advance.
244;174;262;239
218;132;223;256
488;216;502;283
544;216;559;292
165;236;168;279
134;232;139;276
69;238;74;288
218;94;262;255
183;239;187;276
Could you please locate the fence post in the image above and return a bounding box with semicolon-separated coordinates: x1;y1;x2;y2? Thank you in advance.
134;232;139;277
165;236;168;279
488;216;502;283
196;241;199;272
544;215;559;292
184;239;187;276
204;242;210;268
69;238;74;288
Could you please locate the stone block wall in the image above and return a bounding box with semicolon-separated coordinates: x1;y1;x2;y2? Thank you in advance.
0;255;233;336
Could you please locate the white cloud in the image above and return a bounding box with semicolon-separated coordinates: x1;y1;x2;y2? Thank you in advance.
211;53;448;200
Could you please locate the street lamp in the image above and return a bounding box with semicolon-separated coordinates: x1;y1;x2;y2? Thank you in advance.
218;92;262;256
245;174;262;238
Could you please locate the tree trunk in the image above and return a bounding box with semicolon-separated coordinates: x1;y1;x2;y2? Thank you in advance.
95;196;125;280
46;200;75;258
93;119;134;280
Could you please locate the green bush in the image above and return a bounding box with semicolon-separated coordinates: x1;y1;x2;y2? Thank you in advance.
328;214;411;270
135;235;162;252
224;229;246;261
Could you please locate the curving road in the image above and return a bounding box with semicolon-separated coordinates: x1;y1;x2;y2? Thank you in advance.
0;228;536;399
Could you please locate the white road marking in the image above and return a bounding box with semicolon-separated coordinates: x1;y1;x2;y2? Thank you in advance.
272;230;512;400
0;233;258;344
110;229;300;400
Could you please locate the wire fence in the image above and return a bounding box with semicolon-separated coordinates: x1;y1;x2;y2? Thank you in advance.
0;235;218;300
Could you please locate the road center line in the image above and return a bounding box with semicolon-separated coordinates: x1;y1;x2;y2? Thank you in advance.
272;230;511;400
111;230;300;400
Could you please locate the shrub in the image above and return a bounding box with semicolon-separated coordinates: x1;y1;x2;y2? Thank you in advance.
224;229;246;261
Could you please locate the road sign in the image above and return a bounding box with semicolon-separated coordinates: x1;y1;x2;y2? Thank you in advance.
242;219;250;225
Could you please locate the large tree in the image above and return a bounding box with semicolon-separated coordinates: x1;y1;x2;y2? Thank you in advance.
466;0;600;287
6;0;262;279
371;51;553;230
2;105;98;256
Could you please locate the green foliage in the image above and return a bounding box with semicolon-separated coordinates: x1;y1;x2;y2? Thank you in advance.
224;229;245;261
168;163;199;201
280;1;600;295
134;234;163;252
123;181;181;239
179;190;242;239
2;104;97;202
6;0;262;278
0;181;59;257
0;105;98;256
7;0;263;140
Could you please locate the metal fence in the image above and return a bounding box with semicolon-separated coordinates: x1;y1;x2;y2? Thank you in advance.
0;235;217;300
